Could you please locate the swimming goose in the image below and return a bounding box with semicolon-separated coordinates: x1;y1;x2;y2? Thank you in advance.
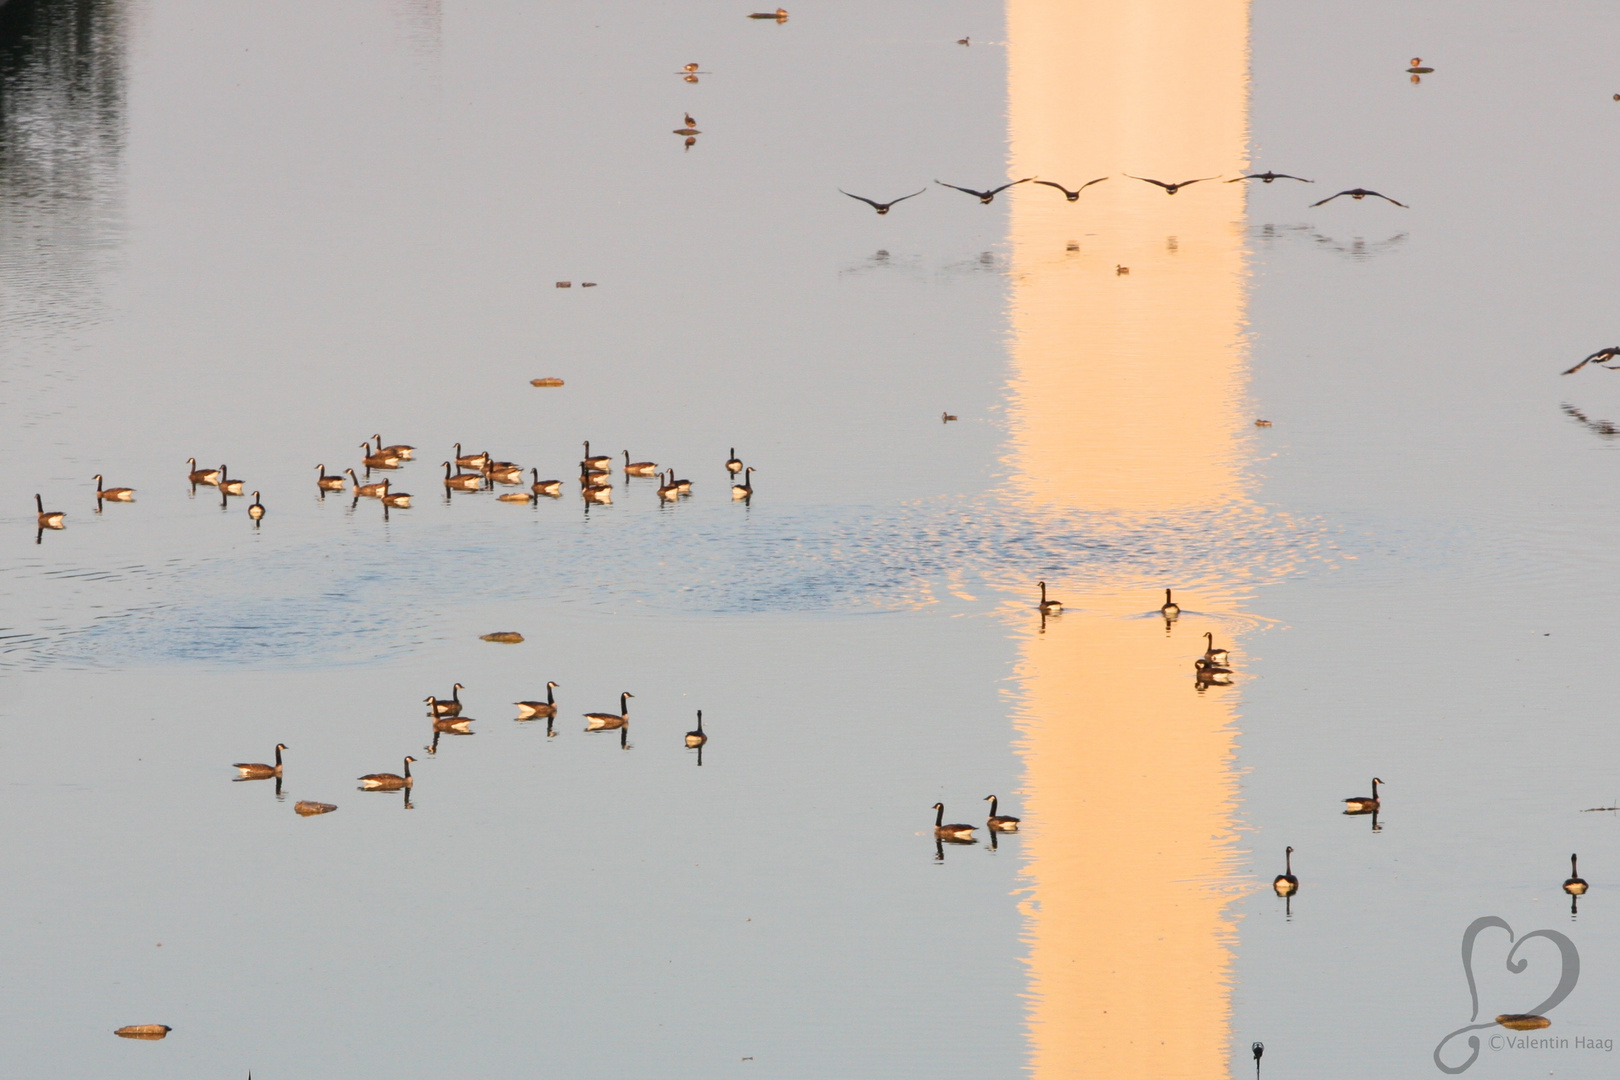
235;744;286;779
1038;581;1061;614
427;685;463;717
580;469;612;489
187;458;221;485
581;442;612;472
726;448;743;474
485;459;523;483
346;470;388;498
35;495;64;529
372;434;415;460
1273;846;1298;896
94;475;134;502
217;466;244;495
585;691;633;730
685;710;707;747
443;462;482;490
453;444;490;470
657;471;682;501
623;451;659;477
360;442;400;469
583;486;612;504
248;492;265;521
984;795;1021;831
380;487;411;507
1565;854;1588;895
1161;589;1180;618
515;682;558;719
358;756;415;789
731;467;754;500
1203;632;1230;665
433;715;474;733
933;803;977;841
668;469;692;493
1343;778;1382;814
316;464;346;491
527;469;562;496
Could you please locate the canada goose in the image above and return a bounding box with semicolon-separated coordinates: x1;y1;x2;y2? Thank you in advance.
1227;171;1313;184
1310;188;1408;208
35;495;64;529
316;464;346;491
580;468;612;489
346;470;388;498
428;685;463;717
1565;854;1588;895
1125;174;1219;195
668;469;692;493
585;691;633;730
658;471;682;501
1273;846;1298;896
1561;346;1620;375
1343;777;1383;814
433;715;474;733
1161;589;1180;618
933;803;977;842
582;442;611;472
746;7;788;18
1033;177;1109;201
685;710;707;747
726;448;743;474
623;451;659;477
583;486;612;504
839;188;927;215
372;434;415;460
1038;581;1061;614
358;756;415;789
732;467;754;500
934;178;1034;204
1194;660;1233;687
187;458;221;485
218;466;244;495
453;443;490;470
1203;632;1230;665
234;743;286;779
984;795;1020;831
359;442;400;469
443;462;482;490
1193;657;1231;674
93;475;134;502
380;488;411;508
248;492;265;521
486;462;523;484
531;470;563;496
515;682;558;719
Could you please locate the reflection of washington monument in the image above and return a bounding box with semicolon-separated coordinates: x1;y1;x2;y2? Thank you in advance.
1005;1;1253;1077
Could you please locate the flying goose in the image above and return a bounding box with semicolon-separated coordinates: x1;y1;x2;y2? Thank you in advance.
1033;177;1109;201
1310;188;1407;208
1125;174;1219;194
934;177;1034;204
1562;347;1620;375
839;188;926;215
1227;171;1313;184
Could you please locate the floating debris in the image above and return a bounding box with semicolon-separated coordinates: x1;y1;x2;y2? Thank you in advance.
1406;57;1434;73
114;1025;171;1040
555;281;571;288
531;378;565;387
581;282;597;287
294;801;337;816
747;8;788;20
1254;419;1273;427
941;412;957;423
1496;1014;1550;1031
481;631;525;644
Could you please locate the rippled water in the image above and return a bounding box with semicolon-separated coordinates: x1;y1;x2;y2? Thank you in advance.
6;0;1620;1077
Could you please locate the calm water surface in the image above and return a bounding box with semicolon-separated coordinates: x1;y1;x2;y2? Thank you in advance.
4;0;1620;1077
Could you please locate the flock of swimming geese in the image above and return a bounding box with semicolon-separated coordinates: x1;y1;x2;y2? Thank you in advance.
234;684;715;816
29;437;759;538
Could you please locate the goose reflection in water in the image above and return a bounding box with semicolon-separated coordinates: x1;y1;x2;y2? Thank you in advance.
1562;402;1620;438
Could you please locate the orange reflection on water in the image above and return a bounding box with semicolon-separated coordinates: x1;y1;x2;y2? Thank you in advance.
1005;1;1254;1077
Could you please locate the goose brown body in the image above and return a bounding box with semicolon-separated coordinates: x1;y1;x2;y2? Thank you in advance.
1161;589;1180;618
585;691;633;730
35;494;64;529
515;682;559;719
685;710;707;747
427;685;463;717
1273;846;1298;896
188;458;221;485
531;470;563;496
984;795;1020;831
933;802;977;841
443;462;482;490
623;451;659;476
1565;854;1588;895
359;756;415;789
234;743;286;779
316;464;346;491
347;470;388;498
94;475;134;501
1343;777;1382;813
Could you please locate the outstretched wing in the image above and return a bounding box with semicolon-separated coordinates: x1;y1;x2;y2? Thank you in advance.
1175;176;1220;188
934;180;986;198
839;189;884;210
1273;173;1314;183
986;177;1036;196
1367;191;1409;207
1033;180;1075;197
1309;190;1350;207
1564;348;1620;375
887;188;928;206
1125;174;1172;189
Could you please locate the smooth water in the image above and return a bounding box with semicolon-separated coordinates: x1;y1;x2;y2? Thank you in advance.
3;0;1620;1077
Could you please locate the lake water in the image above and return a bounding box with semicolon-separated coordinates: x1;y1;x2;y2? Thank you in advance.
4;0;1620;1077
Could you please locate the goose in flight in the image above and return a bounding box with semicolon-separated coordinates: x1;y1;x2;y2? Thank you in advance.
1310;188;1407;208
1033;177;1109;201
1227;171;1313;184
1562;347;1620;375
934;177;1034;203
839;188;926;215
1125;174;1218;194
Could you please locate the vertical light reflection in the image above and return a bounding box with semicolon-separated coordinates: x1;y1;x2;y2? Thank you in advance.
1005;2;1252;1078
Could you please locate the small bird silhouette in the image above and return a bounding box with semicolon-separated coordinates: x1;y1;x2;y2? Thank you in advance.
1562;347;1620;375
684;112;696;127
934;178;1034;203
839;188;926;214
1034;177;1109;201
682;63;699;72
1252;1042;1264;1077
957;36;970;45
1310;188;1407;208
1227;171;1313;184
1125;174;1218;194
